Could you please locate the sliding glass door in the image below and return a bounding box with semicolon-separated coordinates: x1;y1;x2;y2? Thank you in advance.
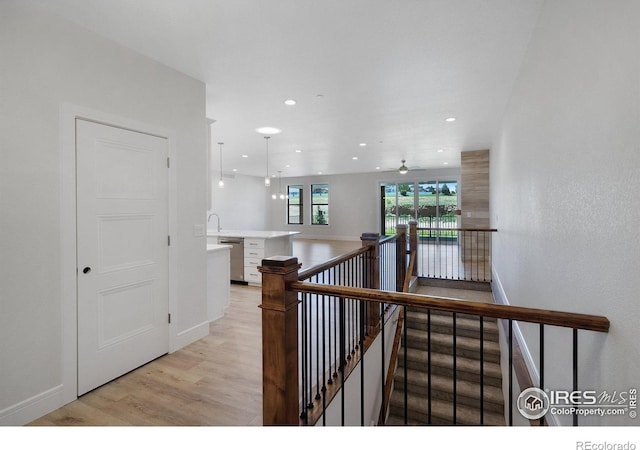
381;180;458;236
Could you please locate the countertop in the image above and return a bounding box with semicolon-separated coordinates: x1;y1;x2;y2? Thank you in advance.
207;230;301;239
207;244;232;252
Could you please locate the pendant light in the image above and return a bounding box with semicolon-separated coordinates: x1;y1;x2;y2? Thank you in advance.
277;171;286;200
218;142;224;187
398;159;408;175
264;136;271;187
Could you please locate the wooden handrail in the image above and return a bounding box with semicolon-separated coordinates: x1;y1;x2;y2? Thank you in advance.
416;227;498;232
298;246;371;281
288;282;610;333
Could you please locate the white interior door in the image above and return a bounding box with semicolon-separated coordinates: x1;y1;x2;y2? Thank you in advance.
76;119;169;395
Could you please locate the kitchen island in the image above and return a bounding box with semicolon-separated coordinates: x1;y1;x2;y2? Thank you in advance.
207;230;300;285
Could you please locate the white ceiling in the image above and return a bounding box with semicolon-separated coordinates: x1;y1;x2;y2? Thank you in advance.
29;0;543;178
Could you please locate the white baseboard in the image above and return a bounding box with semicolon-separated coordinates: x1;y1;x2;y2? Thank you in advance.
172;320;209;353
491;265;559;427
0;385;64;426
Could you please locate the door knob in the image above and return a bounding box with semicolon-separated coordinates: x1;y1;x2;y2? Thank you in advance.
82;267;91;274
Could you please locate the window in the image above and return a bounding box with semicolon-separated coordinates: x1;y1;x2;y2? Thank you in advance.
287;185;303;224
311;184;329;225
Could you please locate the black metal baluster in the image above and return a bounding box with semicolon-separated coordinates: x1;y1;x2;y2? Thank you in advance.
540;323;545;426
360;299;365;426
509;319;513;426
351;260;356;355
470;230;474;281
321;292;327;426
457;230;461;280
300;293;307;421
480;315;484;425
476;231;479;282
450;227;454;279
339;296;345;426
426;230;430;277
350;261;355;356
573;328;578;427
483;232;488;282
380;300;386;423
428;309;432;424
438;229;442;279
453;312;457;424
403;307;408;424
444;229;448;279
307;291;314;410
315;277;322;402
333;297;341;378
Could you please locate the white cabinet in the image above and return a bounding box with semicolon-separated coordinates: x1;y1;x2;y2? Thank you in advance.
243;236;293;285
244;238;264;285
207;231;299;286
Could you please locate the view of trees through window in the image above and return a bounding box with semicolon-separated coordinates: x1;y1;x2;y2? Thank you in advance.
382;181;458;236
287;185;303;224
311;184;329;225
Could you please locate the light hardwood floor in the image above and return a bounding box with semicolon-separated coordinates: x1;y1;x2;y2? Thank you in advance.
28;238;492;426
28;238;362;426
30;283;264;426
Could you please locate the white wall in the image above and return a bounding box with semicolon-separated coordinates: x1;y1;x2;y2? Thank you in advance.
267;169;460;241
0;2;208;425
209;172;269;232
491;0;640;425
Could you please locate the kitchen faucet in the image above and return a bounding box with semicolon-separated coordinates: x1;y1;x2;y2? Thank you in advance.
207;213;221;232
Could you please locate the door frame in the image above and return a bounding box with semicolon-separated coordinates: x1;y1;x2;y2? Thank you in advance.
59;104;177;405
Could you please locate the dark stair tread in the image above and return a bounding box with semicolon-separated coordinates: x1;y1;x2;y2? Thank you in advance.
405;328;501;354
398;347;503;387
394;368;504;407
400;347;502;375
407;310;499;333
388;390;506;426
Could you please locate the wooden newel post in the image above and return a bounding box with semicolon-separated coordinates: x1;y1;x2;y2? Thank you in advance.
409;220;418;276
360;233;380;290
396;224;408;292
361;233;380;333
258;256;302;425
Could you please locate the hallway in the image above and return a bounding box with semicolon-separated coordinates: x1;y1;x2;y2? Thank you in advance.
29;238;492;426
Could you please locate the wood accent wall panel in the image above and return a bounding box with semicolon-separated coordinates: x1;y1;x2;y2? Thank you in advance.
460;149;490;229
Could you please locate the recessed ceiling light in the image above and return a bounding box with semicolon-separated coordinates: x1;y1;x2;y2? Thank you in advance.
232;168;238;172
437;149;445;153
444;162;449;165
295;149;302;153
284;99;296;106
359;143;366;147
352;156;358;160
256;126;282;135
375;167;381;170
318;171;322;174
242;154;248;158
445;117;456;122
285;164;290;168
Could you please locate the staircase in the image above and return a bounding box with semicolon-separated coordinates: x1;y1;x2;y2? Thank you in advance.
386;306;506;425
